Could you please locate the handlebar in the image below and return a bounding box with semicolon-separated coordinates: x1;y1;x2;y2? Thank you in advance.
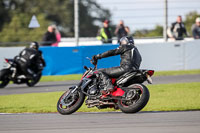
86;57;97;70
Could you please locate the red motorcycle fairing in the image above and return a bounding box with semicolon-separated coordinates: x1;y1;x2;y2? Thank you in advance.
111;87;125;97
110;78;125;97
111;78;116;84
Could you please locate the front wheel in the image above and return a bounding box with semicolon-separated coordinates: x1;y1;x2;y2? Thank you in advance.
57;89;85;115
118;84;150;113
26;73;42;87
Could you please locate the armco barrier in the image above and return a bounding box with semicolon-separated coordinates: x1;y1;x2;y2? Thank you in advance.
40;40;200;75
1;40;200;75
40;44;120;75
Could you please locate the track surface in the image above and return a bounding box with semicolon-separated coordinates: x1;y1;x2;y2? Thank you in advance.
0;75;200;133
0;74;200;95
0;111;200;133
1;74;200;95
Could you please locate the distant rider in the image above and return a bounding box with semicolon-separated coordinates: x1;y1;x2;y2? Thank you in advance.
14;42;45;79
92;36;142;95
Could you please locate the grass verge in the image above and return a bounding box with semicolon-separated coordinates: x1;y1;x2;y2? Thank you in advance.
40;69;200;82
41;74;82;82
154;69;200;76
0;82;200;113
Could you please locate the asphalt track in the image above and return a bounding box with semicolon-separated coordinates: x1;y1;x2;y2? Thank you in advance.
0;74;200;133
0;74;200;95
0;111;200;133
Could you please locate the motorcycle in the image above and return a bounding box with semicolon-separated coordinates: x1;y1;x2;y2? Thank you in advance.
0;58;44;88
57;58;154;114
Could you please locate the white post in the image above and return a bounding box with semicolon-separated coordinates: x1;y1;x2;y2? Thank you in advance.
74;0;79;46
163;0;168;42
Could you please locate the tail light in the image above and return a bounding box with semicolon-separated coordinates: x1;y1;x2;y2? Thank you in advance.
147;70;154;77
4;58;9;63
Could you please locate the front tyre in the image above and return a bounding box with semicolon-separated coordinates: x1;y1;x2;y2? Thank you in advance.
26;73;42;87
118;84;150;113
57;89;85;115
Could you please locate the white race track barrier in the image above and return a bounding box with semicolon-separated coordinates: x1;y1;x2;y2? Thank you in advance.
0;39;200;72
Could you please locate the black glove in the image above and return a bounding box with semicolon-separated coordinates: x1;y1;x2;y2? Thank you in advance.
92;55;98;65
92;54;101;65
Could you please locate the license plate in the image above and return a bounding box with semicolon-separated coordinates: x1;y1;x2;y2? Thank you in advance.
147;75;153;84
3;62;10;68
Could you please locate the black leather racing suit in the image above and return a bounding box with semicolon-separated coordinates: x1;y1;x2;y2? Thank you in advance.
15;48;45;78
96;44;142;93
170;22;187;40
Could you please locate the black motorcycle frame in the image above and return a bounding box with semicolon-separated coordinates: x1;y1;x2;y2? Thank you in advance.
0;58;44;88
57;58;154;114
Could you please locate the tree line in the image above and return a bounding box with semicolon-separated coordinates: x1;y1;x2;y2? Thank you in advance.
0;0;111;44
0;0;199;45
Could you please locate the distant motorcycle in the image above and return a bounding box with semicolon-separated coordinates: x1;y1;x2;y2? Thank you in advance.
57;58;154;115
0;58;44;88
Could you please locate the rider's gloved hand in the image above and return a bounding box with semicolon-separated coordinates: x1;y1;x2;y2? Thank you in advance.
92;54;101;65
93;54;101;59
92;56;98;65
92;55;97;61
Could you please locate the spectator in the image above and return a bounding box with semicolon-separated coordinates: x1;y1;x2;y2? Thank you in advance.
51;25;61;46
191;17;200;39
115;20;130;42
41;25;57;46
169;16;187;40
97;20;112;44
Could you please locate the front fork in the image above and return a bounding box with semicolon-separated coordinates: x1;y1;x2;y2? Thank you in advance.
61;78;92;105
60;86;79;106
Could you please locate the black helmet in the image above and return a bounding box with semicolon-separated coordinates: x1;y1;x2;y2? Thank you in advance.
119;36;134;45
30;42;39;50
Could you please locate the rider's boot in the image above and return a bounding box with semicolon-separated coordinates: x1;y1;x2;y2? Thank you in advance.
99;72;114;95
26;69;37;79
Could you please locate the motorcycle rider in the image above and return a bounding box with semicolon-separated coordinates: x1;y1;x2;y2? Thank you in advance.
92;36;142;95
14;42;45;79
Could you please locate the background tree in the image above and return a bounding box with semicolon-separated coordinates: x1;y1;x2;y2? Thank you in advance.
184;11;200;35
0;0;11;31
0;13;50;42
133;25;163;38
0;0;111;44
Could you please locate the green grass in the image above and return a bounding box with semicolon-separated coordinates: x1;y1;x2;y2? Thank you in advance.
40;69;200;82
143;82;200;111
154;69;200;77
40;74;82;82
0;82;200;113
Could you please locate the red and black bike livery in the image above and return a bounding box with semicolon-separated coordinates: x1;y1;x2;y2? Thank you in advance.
57;58;154;115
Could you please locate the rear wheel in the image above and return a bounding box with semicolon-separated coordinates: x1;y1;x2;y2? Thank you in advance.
0;79;9;88
57;89;85;115
118;84;150;113
0;69;10;88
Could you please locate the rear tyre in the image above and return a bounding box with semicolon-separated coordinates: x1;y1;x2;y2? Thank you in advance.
0;79;9;88
57;89;85;115
118;84;150;113
26;73;42;87
0;69;10;88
